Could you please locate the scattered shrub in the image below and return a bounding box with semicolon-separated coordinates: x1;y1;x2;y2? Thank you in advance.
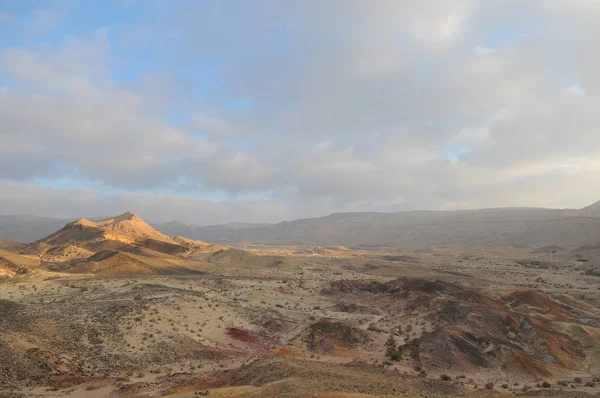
385;346;400;361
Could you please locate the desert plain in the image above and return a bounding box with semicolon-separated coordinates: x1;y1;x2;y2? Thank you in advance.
2;211;600;397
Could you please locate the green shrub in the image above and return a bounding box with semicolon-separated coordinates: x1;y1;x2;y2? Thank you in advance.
386;346;400;361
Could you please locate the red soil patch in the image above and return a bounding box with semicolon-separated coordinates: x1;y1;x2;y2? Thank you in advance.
227;327;257;343
324;278;504;309
274;346;298;357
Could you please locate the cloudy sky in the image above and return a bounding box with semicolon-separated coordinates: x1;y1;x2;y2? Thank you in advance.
1;0;599;224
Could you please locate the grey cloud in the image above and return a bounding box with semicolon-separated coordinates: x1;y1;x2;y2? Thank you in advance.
2;0;600;222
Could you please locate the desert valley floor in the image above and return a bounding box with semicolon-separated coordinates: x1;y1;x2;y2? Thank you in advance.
2;213;600;397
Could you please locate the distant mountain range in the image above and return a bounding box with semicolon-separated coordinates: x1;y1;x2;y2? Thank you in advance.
3;200;600;248
153;205;600;249
0;215;74;243
155;221;271;244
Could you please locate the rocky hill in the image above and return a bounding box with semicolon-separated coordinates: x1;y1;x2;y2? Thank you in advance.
0;212;222;278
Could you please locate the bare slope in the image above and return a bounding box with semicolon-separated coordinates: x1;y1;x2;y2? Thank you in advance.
27;212;186;257
0;248;41;280
205;248;287;267
76;212;177;244
14;212;223;276
52;250;201;275
0;238;25;251
324;278;600;378
580;200;600;218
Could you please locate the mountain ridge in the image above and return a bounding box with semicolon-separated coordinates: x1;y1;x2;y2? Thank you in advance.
2;201;600;247
153;205;597;248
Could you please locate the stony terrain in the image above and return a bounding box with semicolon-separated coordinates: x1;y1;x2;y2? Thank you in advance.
1;213;600;397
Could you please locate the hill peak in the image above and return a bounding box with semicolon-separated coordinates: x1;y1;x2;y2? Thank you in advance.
72;218;96;227
71;212;139;226
97;211;138;222
65;212;175;244
95;212;175;243
114;211;138;221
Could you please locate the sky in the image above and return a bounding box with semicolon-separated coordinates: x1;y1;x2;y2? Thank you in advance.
1;0;600;225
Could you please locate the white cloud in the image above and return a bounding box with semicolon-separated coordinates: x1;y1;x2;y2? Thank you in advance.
2;28;111;91
567;84;586;96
